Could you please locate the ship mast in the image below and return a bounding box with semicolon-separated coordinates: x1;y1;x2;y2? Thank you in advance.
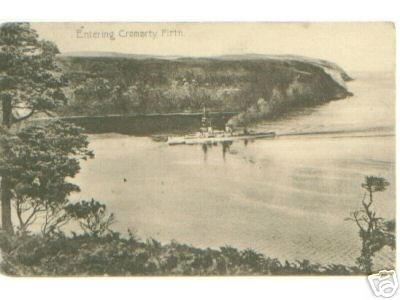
201;105;207;128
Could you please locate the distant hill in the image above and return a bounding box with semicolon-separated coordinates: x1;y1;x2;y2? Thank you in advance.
59;51;181;60
56;52;353;125
60;52;352;80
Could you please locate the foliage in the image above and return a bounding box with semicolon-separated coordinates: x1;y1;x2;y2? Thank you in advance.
347;176;395;274
66;77;239;116
362;176;390;193
0;120;94;234
0;232;362;276
58;56;351;121
65;199;115;236
0;22;69;234
0;22;67;126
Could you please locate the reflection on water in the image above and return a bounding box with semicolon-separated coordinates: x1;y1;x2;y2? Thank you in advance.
200;139;232;159
222;141;232;160
71;72;395;268
200;140;234;161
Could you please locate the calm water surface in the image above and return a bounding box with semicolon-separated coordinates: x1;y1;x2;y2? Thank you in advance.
71;72;395;267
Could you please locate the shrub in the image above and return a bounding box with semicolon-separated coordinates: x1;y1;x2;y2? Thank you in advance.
0;231;362;276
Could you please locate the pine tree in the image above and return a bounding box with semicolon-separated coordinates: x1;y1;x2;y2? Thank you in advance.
0;23;67;233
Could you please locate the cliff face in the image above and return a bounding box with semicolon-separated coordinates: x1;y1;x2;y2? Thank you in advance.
57;53;353;125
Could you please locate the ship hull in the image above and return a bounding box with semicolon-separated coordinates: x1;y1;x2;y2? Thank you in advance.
167;132;276;145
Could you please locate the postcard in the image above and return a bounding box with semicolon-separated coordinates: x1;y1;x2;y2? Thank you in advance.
0;22;395;278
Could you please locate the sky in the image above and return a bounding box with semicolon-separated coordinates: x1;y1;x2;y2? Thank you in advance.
32;22;395;73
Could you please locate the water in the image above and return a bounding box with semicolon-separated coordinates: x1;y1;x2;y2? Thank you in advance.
71;72;395;268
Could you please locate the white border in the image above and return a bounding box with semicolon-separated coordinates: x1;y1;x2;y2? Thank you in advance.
0;1;399;300
0;0;399;21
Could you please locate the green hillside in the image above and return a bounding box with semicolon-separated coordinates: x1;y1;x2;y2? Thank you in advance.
57;53;353;126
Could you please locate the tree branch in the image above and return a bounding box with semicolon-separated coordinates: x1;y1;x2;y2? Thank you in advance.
353;213;364;231
23;204;41;228
15;199;25;230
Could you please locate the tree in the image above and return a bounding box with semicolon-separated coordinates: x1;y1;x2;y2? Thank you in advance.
72;78;123;115
347;176;395;274
0;120;93;235
0;23;67;233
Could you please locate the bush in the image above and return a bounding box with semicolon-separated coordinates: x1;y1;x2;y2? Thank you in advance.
0;232;362;276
